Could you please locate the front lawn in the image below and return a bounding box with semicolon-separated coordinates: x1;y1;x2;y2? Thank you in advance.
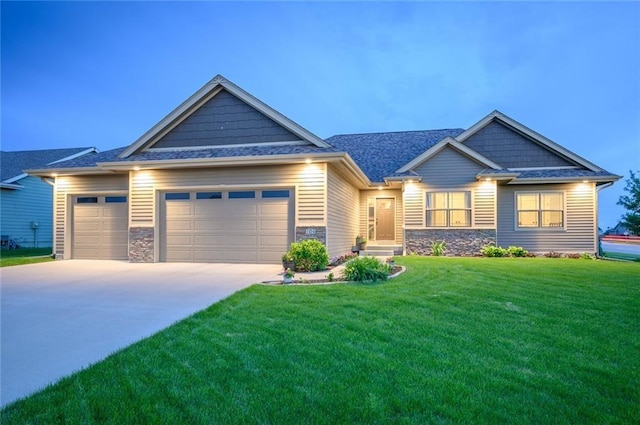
0;247;53;267
2;257;638;424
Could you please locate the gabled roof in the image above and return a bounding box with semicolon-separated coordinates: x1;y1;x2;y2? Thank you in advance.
119;75;329;158
326;129;464;183
395;136;503;173
1;147;97;186
457;110;604;172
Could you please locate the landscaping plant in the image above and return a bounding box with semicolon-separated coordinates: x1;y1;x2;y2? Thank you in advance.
285;239;329;272
341;256;391;282
430;240;446;256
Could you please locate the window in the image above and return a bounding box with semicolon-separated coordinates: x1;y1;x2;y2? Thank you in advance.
196;192;222;200
76;197;98;204
165;193;190;200
229;191;255;199
105;196;127;203
516;192;564;228
262;190;290;198
425;191;471;227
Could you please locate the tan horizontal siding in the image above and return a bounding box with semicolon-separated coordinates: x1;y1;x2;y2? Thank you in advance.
130;163;326;227
327;165;360;256
496;183;596;252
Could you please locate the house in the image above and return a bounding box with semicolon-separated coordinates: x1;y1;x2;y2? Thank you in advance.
1;147;98;249
26;75;621;262
607;221;634;236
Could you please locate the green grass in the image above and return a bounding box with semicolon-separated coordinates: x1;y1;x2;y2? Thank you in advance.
0;247;53;267
2;257;638;424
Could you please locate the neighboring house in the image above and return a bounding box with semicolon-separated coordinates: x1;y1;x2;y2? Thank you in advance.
607;221;634;236
1;147;98;248
27;75;621;263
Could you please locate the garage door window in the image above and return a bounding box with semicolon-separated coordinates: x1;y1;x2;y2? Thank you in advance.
165;193;190;200
77;197;98;204
196;192;222;200
105;196;127;203
229;191;255;199
262;190;290;198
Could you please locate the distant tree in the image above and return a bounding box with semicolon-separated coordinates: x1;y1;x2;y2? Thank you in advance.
617;170;640;235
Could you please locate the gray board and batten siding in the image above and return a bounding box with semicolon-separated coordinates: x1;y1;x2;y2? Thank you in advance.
463;120;575;168
152;89;301;149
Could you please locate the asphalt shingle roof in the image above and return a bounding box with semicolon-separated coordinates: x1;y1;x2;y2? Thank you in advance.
1;147;94;182
326;129;465;182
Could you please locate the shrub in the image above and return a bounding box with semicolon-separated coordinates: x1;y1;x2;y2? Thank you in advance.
480;245;509;257
286;239;329;272
431;240;446;256
581;252;595;260
544;251;563;258
342;256;391;282
507;246;528;257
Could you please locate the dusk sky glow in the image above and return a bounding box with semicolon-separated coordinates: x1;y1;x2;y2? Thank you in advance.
2;1;639;229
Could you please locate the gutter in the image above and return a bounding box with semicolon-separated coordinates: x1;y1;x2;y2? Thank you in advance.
595;181;615;258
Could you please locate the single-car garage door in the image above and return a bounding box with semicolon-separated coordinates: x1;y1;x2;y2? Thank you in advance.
162;189;292;263
73;195;129;260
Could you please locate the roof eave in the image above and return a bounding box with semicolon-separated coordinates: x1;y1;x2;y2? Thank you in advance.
506;175;622;185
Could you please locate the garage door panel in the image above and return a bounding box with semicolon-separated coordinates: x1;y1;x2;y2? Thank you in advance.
166;234;193;245
260;219;288;230
194;220;224;231
167;220;193;231
167;204;192;216
74;221;101;232
193;250;225;261
225;250;258;263
165;249;194;262
75;207;101;219
260;202;288;215
103;206;127;218
163;189;291;264
194;235;224;246
260;235;289;247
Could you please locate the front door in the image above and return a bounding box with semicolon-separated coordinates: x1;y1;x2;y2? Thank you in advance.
375;198;395;241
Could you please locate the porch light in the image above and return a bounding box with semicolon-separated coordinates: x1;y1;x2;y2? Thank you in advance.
133;166;141;171
407;179;414;183
51;173;58;178
305;158;312;164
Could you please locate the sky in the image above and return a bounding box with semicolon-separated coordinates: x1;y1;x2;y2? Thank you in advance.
1;1;639;229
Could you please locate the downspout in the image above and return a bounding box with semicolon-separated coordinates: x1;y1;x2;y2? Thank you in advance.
595;182;614;258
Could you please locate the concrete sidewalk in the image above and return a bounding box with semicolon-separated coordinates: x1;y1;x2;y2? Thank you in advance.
0;260;280;407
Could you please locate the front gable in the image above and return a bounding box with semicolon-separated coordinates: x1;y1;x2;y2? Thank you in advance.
151;89;301;149
412;145;488;186
119;75;329;158
463;120;575;168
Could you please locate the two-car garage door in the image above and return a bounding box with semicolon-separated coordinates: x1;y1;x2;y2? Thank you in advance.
161;188;292;263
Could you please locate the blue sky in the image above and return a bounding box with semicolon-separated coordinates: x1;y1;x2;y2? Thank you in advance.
2;1;639;229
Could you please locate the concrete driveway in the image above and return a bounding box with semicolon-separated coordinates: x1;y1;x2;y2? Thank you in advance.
1;260;280;407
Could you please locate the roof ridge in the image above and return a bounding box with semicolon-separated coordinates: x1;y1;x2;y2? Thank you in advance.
327;128;464;138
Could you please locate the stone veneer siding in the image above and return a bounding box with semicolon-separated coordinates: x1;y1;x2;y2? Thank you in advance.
295;226;327;245
129;227;155;263
405;229;496;257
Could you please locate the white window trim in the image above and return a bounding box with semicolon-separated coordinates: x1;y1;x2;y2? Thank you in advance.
514;190;566;231
424;190;473;228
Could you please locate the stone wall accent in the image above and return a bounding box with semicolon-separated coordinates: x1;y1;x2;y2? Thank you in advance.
405;229;496;257
295;226;327;245
129;227;155;263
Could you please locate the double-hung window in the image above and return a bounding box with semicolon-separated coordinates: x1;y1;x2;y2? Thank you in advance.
426;191;471;227
516;192;564;228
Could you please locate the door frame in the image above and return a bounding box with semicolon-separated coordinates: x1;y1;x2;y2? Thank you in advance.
368;195;397;244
